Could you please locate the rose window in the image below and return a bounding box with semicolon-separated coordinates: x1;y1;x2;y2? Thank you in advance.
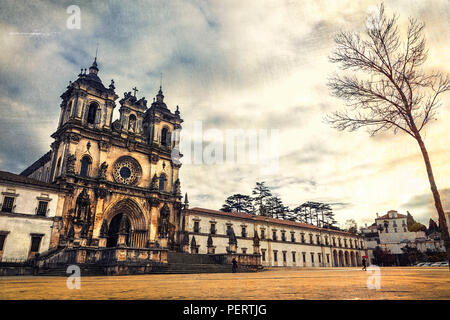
112;156;142;185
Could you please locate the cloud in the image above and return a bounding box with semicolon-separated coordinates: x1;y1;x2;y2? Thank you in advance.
0;0;449;229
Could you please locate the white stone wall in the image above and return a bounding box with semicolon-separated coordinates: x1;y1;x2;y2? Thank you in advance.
0;215;54;260
0;185;60;217
0;183;64;260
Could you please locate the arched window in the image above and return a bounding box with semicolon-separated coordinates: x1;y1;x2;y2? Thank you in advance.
159;173;166;192
161;127;170;147
128;114;136;132
56;157;61;176
87;103;98;124
80;156;92;177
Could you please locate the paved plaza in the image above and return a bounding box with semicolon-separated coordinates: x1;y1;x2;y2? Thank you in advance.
0;267;449;300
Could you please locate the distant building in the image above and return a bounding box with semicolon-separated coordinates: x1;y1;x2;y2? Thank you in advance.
361;210;446;265
376;210;419;254
184;207;368;268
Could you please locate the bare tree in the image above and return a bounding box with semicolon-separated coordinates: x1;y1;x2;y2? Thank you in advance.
326;4;450;267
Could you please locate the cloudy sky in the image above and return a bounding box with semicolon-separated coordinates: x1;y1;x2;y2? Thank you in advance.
0;0;449;228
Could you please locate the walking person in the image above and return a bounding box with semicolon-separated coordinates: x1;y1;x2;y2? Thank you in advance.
232;258;238;273
362;257;367;271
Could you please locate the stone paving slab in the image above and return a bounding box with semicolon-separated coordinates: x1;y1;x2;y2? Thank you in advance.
0;267;449;300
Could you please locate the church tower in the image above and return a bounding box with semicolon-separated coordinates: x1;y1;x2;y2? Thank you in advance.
21;58;184;252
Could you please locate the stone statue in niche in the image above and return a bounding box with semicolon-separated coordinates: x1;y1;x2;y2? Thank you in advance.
98;162;108;180
66;154;76;174
159;203;170;238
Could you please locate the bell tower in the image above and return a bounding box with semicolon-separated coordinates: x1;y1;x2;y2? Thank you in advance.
143;86;184;249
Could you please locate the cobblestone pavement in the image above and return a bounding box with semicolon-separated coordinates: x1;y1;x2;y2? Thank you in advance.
1;267;449;300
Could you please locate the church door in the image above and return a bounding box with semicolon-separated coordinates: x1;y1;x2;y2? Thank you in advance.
107;213;130;247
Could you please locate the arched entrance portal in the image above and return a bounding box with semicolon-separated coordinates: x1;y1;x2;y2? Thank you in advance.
104;199;148;248
106;213;131;247
338;250;344;267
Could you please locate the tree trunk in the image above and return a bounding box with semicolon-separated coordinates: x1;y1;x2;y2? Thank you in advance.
415;132;450;270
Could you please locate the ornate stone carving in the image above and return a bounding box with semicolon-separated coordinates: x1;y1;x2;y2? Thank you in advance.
126;140;136;152
97;162;108;180
147;197;160;208
94;187;107;199
80;222;89;238
73;188;91;224
173;178;181;196
158;203;170;238
69;133;81;144
150;174;158;191
66;154;76;174
150;153;159;164
98;141;110;152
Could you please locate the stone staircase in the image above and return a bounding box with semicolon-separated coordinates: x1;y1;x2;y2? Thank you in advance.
13;249;261;276
152;252;257;274
37;264;106;276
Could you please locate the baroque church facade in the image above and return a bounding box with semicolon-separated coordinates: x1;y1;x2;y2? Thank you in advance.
21;58;184;255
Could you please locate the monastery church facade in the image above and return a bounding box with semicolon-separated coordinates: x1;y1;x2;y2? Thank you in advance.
0;59;367;273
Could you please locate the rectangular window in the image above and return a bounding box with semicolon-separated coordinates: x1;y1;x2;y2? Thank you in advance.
318;253;321;263
316;235;320;244
30;235;43;253
291;232;295;242
193;221;200;233
282;251;287;262
302;253;306;263
273;250;278;262
272;231;277;241
260;229;265;239
241;227;247;238
210;223;216;234
37;201;48;216
281;232;286;241
310;234;314;244
242;248;247;254
261;250;266;261
2;196;14;213
326;254;330;264
310;253;314;263
292;252;296;263
301;234;305;243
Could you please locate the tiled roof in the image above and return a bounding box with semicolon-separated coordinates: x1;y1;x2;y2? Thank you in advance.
0;170;58;190
188;207;357;236
20;151;51;176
